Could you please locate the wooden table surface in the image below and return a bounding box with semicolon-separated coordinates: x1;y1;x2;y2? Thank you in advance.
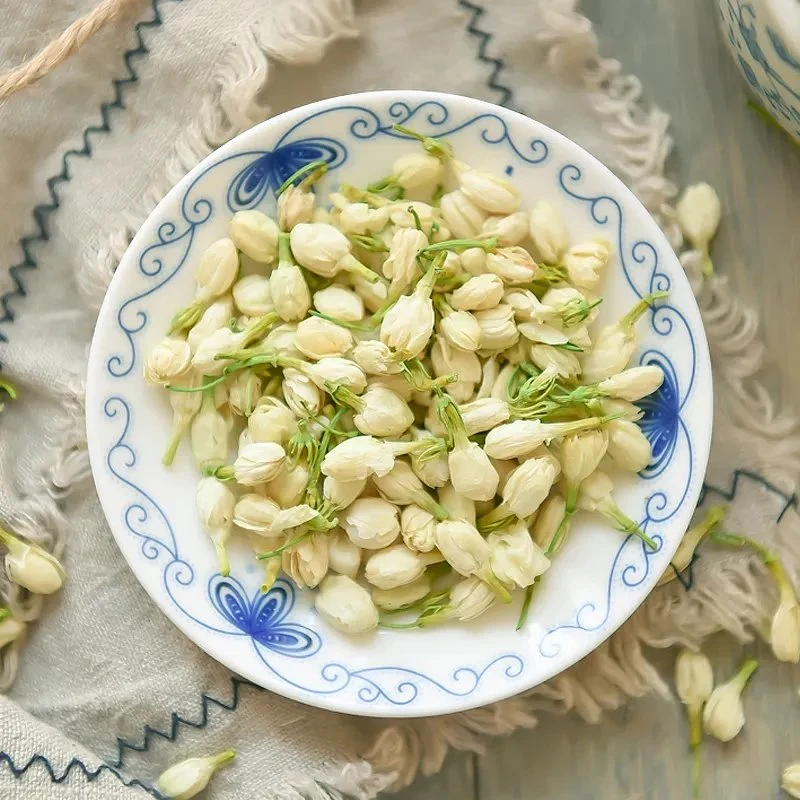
395;1;800;798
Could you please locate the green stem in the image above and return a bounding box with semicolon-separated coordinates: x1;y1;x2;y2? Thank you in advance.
169;300;204;335
278;232;293;264
516;581;537;631
276;160;327;196
391;123;452;159
416;494;450;522
162;418;190;466
349;234;389;253
732;657;759;691
480;569;513;604
601;502;658;550
257;529;314;559
339;255;381;284
0;378;17;401
620;290;669;330
420;236;497;255
546;493;577;557
0;607;10;623
476;505;515;534
689;705;702;800
212;534;230;577
309;310;376;332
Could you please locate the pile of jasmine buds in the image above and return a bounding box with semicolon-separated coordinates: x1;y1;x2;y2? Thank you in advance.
144;125;668;634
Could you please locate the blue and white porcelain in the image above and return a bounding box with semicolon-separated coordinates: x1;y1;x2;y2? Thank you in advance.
85;91;712;718
719;0;800;140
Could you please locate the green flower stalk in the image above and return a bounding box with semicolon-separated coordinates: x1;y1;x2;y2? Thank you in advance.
657;505;725;587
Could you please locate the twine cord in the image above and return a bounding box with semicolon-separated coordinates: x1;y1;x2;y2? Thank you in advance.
0;0;142;101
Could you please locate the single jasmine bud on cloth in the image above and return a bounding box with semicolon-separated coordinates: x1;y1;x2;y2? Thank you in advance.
315;574;379;633
0;608;25;648
196;477;235;576
675;648;713;800
170;238;240;333
0;526;65;595
156;749;236;800
782;763;800;799
230;209;280;263
676;183;721;277
702;658;758;742
770;560;800;663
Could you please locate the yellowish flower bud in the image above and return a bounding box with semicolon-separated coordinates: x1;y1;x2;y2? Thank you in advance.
230;210;279;263
233;442;286;485
529;201;568;264
326;529;362;578
190;391;228;468
782;764;800;799
502;457;559;519
563;239;612;290
485;246;537;285
400;504;437;552
459;398;511;436
391;152;443;191
267;460;309;508
338;202;390;235
449;441;499;502
227;371;261;417
341;497;400;550
474;304;519;352
144;337;192;385
248;397;297;445
435;519;491;578
598;365;664;402
481;211;529;246
232;274;274;317
0;528;64;595
450;274;505;312
454;161;521;214
702;659;758;742
606;419;652;472
295;316;353;360
156;749;236;800
488;522;550;589
321;436;395;482
353;386;414;438
382;228;427;292
195;478;235;575
365;544;427;590
352;340;402;376
315;574;379;633
282;534;328;589
0;610;25;648
313;285;365;323
439;307;482;352
532;494;566;551
530;343;581;379
282;368;323;418
278;184;315;230
372;575;431;611
439;190;487;238
303;357;367;394
676;183;721;274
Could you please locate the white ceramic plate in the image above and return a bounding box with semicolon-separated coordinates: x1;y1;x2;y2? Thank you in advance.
86;91;712;718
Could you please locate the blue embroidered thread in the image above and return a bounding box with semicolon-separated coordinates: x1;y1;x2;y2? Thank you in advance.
0;752;165;799
457;0;514;108
701;468;798;523
0;0;179;366
108;676;261;769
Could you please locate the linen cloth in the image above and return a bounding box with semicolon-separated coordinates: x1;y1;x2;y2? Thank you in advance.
2;0;799;796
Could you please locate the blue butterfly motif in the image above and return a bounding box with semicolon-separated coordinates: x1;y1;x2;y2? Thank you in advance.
226;138;347;211
209;576;321;657
636;354;680;480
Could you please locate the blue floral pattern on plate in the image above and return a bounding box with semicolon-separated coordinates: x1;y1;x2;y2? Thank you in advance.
87;93;711;716
719;0;800;139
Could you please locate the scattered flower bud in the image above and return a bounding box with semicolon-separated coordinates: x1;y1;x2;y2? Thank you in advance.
438;305;483;351
278;184;315;230
447;576;496;621
232;442;286;485
338;202;390;235
282;368;323;418
323;476;367;511
191;390;228;469
401;504;438;552
675;647;713;794
450;274;505;311
321;436;395;482
459;398;511;436
435;519;492;578
295;316;353;360
380;267;437;360
529;343;581;379
326;529;362;578
390;201;437;234
373;461;448;519
440;190;487;238
529;201;568;264
0;609;25;648
0;528;64;595
449;440;499;502
391;152;444;191
196;478;235;575
352;340;402;376
302;357;367;394
230;210;280;263
486;246;538;285
187;296;235;352
313;285;365;323
289;222;376;282
484;416;608;460
315;574;379;633
431;336;482;384
597;365;664;402
437;482;477;525
268;460;309;508
227;371;261;417
488;521;550;588
784;764;800;799
365;544;427;590
372;575;432;611
532;494;566;552
771;567;800;663
502;457;560;519
702;658;758;742
408;428;450;488
460;246;488;276
341;497;400;550
580;292;665;383
474;304;519;351
481;212;529;246
676;183;721;276
351;385;414;438
144;337;192;385
657;506;725;587
454;161;521;214
248;397;297;445
561;430;608;500
283;534;329;589
563;239;612;289
264;322;301;358
606;419;652;472
382;228;427;294
271;234;311;322
156;749;236;800
232;274;274;317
